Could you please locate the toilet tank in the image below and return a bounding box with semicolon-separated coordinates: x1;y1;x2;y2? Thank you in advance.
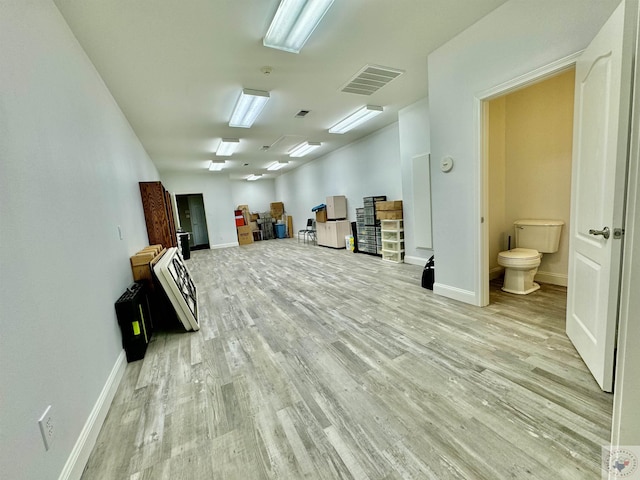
514;219;564;253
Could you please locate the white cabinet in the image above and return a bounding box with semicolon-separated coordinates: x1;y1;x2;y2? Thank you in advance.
326;195;347;220
317;220;351;248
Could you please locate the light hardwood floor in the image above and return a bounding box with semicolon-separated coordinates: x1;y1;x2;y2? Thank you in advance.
82;239;612;479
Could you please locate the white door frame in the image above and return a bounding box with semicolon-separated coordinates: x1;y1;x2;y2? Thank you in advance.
475;52;582;307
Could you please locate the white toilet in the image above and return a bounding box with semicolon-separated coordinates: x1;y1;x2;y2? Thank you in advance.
497;219;564;295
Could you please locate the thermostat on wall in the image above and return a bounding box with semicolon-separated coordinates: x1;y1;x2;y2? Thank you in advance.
440;156;454;173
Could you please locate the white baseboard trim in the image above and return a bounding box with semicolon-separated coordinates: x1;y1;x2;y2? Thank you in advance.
405;255;429;266
58;350;127;480
535;271;568;287
211;242;238;249
433;283;477;305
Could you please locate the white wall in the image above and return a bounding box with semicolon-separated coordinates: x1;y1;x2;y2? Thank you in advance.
161;172;276;247
275;124;402;234
427;0;619;304
0;2;159;479
230;179;278;214
398;98;433;265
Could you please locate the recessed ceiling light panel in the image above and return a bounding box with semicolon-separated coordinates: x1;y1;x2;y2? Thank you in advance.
263;0;335;54
208;160;226;171
328;105;383;134
216;138;240;156
267;161;289;171
229;89;270;128
289;141;321;157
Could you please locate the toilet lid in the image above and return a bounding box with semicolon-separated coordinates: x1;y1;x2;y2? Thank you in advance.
498;248;540;260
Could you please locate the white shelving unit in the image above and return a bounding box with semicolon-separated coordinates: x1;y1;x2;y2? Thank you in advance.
381;219;404;263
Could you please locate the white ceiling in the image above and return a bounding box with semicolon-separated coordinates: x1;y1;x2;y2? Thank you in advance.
53;0;507;179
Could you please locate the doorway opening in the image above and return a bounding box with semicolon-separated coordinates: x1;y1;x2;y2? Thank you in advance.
477;54;580;307
175;194;210;250
484;67;575;303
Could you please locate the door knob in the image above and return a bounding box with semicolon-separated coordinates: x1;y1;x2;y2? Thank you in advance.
589;226;610;239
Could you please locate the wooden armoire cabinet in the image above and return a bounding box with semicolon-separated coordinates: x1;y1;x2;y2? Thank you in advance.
139;181;177;249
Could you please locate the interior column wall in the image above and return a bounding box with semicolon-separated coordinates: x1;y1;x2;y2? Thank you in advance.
427;0;619;304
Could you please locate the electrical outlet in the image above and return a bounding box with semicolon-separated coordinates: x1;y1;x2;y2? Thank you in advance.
38;405;54;451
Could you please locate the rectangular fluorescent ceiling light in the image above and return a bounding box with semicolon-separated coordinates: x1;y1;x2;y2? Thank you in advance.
328;105;383;134
263;0;334;53
216;138;240;156
229;89;270;128
208;160;226;171
247;174;263;181
267;161;289;171
289;141;321;157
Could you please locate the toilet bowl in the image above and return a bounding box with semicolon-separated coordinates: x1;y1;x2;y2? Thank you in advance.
497;219;564;295
497;248;542;294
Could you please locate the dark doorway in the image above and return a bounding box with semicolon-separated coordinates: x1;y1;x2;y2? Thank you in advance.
175;194;210;250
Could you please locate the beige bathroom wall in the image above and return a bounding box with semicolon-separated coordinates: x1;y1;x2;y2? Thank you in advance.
488;96;508;277
489;68;575;285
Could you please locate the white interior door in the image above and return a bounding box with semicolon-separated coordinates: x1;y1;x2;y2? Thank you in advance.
566;2;631;393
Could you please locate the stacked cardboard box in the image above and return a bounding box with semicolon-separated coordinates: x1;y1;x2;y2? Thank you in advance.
270;202;284;221
375;200;403;220
237;204;250;225
130;244;165;289
237;225;253;245
315;208;327;223
234;209;245;227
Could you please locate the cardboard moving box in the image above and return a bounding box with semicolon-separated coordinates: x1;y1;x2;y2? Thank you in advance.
270;202;284;219
237;225;254;245
376;210;403;220
376;200;403;211
130;246;167;289
315;209;327;223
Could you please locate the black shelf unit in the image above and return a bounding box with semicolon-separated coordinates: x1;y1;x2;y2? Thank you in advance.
356;195;386;256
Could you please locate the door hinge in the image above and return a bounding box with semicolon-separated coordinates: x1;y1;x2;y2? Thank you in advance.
614;228;625;239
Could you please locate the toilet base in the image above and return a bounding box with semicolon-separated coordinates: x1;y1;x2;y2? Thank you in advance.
501;266;540;295
502;282;540;295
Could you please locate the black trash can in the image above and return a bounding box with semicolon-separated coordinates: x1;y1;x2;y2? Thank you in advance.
178;231;191;260
422;256;435;290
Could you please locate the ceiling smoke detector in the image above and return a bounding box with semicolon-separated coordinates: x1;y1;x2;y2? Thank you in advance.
341;64;404;96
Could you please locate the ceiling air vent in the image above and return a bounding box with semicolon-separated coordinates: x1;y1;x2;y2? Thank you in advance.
341;64;404;96
295;110;310;118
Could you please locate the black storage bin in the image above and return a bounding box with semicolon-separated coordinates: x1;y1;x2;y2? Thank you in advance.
422;256;435;290
178;232;191;260
115;282;152;362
